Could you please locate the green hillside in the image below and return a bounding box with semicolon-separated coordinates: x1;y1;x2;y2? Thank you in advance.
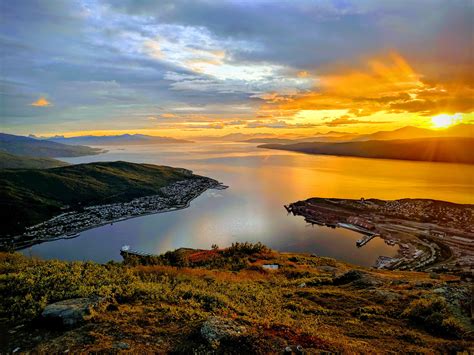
0;161;200;235
260;137;474;164
0;151;69;169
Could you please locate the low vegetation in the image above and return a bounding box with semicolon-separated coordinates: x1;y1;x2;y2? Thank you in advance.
1;244;472;353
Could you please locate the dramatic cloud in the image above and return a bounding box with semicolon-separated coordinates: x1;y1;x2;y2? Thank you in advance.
1;0;472;136
259;52;474;122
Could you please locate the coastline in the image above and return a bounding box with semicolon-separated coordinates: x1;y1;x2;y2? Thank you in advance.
286;197;473;279
9;179;228;251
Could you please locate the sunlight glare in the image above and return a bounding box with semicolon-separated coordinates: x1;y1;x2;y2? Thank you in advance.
431;113;462;128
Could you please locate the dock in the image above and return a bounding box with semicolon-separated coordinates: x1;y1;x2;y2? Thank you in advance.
355;234;377;247
337;223;378;247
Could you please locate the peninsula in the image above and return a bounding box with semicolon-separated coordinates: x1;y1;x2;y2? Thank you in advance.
260;137;474;164
286;198;474;278
0;161;226;250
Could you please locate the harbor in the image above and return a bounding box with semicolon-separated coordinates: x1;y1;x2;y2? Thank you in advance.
285;197;474;279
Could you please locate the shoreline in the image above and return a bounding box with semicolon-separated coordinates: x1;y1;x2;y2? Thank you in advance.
10;179;228;251
286;197;473;279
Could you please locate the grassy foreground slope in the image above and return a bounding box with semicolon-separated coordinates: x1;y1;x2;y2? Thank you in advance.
0;244;472;353
0;161;200;235
0;151;69;169
260;137;474;164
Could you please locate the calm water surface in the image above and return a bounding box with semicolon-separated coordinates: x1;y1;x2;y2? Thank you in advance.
21;142;474;266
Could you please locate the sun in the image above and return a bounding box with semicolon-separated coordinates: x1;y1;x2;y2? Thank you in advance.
431;113;462;128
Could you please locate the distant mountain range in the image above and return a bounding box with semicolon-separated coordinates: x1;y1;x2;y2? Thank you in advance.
349;124;474;142
0;133;103;158
260;137;474;164
194;124;473;143
194;133;278;142
42;134;193;145
240;138;298;144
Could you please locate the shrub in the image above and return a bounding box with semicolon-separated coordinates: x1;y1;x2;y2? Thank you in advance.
0;256;138;321
222;242;270;257
402;297;465;338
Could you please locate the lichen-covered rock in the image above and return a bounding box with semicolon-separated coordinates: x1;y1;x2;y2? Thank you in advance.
114;342;130;350
200;317;246;347
369;289;403;301
333;270;382;288
332;270;365;285
41;297;101;326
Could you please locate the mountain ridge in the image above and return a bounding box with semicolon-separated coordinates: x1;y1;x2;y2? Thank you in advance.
0;133;103;158
260;137;474;164
43;134;193;145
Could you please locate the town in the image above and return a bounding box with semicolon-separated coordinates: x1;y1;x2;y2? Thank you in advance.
5;178;227;250
286;197;474;280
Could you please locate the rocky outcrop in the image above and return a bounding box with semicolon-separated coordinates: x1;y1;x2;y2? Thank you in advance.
200;317;246;347
333;270;382;288
41;297;102;326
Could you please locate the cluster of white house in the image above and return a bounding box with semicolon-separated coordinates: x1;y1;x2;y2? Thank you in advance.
380;200;473;230
21;178;219;241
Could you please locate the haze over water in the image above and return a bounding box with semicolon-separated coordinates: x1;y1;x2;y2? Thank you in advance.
22;143;474;265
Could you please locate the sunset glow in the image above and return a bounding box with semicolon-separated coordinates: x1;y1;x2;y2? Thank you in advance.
1;1;473;138
1;2;474;352
431;114;463;128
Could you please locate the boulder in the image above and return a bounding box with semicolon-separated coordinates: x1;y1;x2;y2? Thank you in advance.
200;317;246;347
114;342;130;350
333;270;365;284
369;289;403;301
318;266;337;273
41;297;102;326
333;270;382;288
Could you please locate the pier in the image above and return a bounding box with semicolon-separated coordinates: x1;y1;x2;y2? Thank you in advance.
355;234;377;247
337;223;378;247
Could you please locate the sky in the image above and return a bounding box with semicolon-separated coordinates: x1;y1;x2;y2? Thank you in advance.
1;0;473;138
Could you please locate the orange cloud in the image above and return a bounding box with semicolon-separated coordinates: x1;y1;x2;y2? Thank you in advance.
160;113;177;118
297;71;310;78
258;52;474;122
143;40;163;59
30;97;52;107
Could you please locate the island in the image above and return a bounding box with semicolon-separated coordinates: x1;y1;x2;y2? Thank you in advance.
285;197;474;278
0;161;226;250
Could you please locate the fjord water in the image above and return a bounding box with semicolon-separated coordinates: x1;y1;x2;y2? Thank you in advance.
21;142;474;266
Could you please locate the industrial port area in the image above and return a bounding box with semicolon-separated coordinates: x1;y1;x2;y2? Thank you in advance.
3;178;226;250
286;197;474;280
